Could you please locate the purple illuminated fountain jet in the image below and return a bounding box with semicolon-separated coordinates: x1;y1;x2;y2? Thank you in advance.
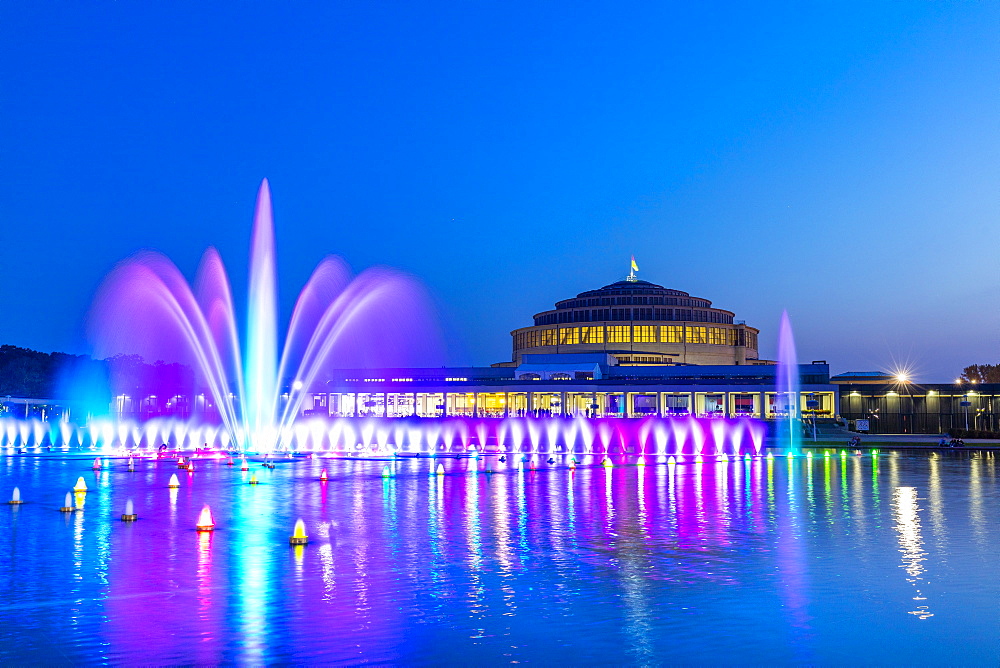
89;180;439;451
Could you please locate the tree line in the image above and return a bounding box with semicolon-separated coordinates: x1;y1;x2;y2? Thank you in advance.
959;364;1000;384
0;345;193;400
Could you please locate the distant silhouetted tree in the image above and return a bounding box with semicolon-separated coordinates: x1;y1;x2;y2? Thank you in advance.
0;345;93;398
960;364;1000;384
0;345;196;404
105;354;194;400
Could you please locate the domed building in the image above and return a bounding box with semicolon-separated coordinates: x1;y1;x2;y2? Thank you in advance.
505;278;760;366
304;272;836;422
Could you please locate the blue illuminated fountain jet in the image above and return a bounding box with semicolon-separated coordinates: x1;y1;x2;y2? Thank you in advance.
774;310;801;452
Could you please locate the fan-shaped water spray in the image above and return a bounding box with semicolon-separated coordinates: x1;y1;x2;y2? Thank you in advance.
87;180;440;452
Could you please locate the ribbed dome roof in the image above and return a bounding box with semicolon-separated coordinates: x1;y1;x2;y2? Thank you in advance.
573;280;690;299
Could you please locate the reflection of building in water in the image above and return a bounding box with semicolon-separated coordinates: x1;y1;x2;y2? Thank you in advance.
891;486;933;620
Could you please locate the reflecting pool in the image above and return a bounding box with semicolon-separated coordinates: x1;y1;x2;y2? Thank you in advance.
2;450;999;664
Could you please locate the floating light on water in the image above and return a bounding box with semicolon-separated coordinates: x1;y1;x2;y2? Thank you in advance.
92;457;102;470
767;452;775;460
121;498;137;522
602;458;613;468
9;487;22;505
240;458;249;471
636;457;645;467
168;474;180;488
569;457;577;469
73;477;88;492
188;460;195;472
127;457;135;471
694;455;703;463
381;465;392;478
249;473;259;485
436;463;444;476
177;457;187;468
289;518;308;545
667;456;676;466
60;492;74;512
196;505;215;531
320;468;328;481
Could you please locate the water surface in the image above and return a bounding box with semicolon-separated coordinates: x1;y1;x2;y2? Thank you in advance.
1;451;998;664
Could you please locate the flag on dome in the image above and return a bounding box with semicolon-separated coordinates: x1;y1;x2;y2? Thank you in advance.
630;256;639;272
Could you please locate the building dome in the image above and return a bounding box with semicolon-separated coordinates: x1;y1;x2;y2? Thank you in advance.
506;278;760;366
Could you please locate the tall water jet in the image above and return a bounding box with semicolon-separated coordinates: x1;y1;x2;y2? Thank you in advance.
775;310;801;453
245;180;279;451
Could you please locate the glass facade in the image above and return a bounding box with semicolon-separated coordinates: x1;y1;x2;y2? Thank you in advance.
607;326;630;343
839;385;999;434
515;324;754;349
314;389;833;420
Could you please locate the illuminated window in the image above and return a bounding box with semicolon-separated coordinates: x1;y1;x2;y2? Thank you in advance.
660;325;683;343
542;328;558;346
580;326;605;343
686;326;707;344
559;327;580;345
607;326;631;343
727;329;738;346
708;327;727;345
633;325;655;343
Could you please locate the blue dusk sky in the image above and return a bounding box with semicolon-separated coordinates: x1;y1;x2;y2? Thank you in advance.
0;2;997;381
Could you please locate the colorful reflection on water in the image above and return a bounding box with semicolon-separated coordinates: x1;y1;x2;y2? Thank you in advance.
1;450;999;664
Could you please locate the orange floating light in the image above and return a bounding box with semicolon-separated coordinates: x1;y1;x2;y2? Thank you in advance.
320;469;328;481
